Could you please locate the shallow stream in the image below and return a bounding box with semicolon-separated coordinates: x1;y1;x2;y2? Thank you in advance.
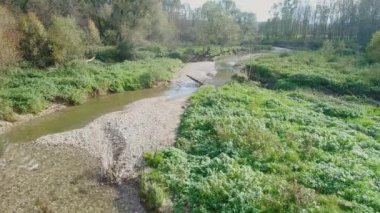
0;54;255;212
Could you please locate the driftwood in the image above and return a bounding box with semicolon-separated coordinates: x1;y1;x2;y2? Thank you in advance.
86;56;96;62
186;75;204;86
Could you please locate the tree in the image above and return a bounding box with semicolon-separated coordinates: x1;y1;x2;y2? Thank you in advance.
87;18;101;44
0;5;21;66
366;31;380;63
18;12;52;67
197;1;240;45
48;16;85;64
261;0;380;45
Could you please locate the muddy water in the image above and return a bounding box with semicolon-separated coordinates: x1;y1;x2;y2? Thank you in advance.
0;55;246;212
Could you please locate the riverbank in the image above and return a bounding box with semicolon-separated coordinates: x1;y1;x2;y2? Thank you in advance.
0;58;182;135
0;58;182;121
0;104;66;135
0;60;218;212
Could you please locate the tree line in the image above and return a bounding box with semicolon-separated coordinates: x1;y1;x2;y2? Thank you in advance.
260;0;380;46
0;0;258;67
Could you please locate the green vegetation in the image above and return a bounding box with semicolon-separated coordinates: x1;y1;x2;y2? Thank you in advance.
261;0;380;46
18;12;52;67
96;45;244;63
246;51;380;100
142;83;380;212
48;16;86;64
0;58;182;121
367;31;380;63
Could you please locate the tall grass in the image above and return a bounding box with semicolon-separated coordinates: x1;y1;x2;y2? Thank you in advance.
142;83;380;212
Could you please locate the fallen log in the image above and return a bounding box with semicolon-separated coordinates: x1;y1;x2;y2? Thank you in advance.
86;56;96;62
186;75;204;86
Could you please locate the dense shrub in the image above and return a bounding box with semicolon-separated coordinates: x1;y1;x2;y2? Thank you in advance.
103;29;119;45
142;83;380;212
48;16;86;64
366;31;380;63
96;47;119;63
18;12;52;67
116;40;136;61
0;6;21;66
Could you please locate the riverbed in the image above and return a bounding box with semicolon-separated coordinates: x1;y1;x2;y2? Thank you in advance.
0;53;267;212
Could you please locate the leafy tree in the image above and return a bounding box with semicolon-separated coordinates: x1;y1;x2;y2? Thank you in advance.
125;0;177;45
0;5;20;66
197;1;240;45
87;18;101;44
261;0;380;45
18;12;52;67
48;16;86;64
366;31;380;63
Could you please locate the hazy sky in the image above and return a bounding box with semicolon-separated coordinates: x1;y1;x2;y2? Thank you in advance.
181;0;282;22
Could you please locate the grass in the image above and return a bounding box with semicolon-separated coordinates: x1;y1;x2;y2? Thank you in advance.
0;58;182;121
245;51;380;100
141;83;380;212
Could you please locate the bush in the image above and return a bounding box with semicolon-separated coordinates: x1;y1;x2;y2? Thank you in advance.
116;40;136;61
18;12;53;67
0;98;16;121
96;47;119;63
103;29;119;45
0;6;21;66
321;40;335;60
48;16;86;64
366;31;380;63
167;51;182;60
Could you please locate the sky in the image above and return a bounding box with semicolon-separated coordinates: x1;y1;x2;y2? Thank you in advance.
181;0;282;21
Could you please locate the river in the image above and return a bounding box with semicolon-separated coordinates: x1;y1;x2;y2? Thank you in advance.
0;54;253;212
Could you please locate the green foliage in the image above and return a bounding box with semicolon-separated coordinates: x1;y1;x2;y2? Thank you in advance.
116;40;136;61
144;152;164;168
196;1;241;45
246;51;380;100
0;58;182;117
168;46;238;62
366;31;380;63
103;29;119;45
18;12;52;67
142;83;380;212
140;180;172;211
95;46;120;63
321;40;335;60
48;16;86;64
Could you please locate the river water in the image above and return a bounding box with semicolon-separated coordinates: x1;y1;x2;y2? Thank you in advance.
0;54;253;212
